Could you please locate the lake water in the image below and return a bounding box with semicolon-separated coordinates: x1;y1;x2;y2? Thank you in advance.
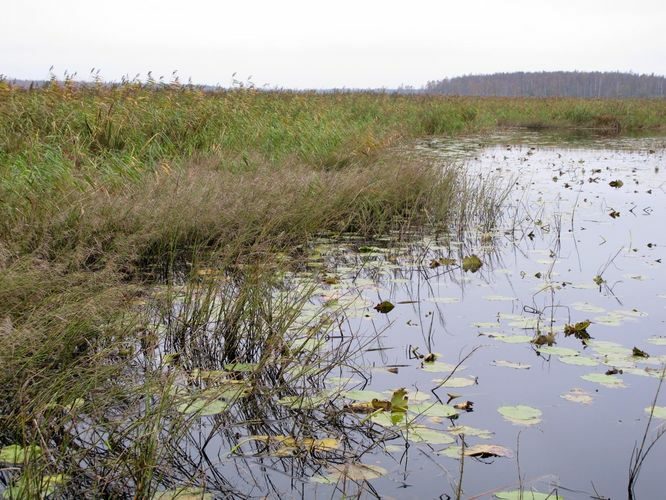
161;133;666;499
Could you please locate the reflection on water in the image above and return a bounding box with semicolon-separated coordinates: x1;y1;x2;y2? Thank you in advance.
151;133;666;499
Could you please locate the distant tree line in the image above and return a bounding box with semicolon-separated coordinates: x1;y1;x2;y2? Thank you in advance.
425;71;666;98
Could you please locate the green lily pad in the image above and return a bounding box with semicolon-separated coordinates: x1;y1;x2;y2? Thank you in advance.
432;376;476;388
647;337;666;346
438;446;463;459
571;302;605;313
426;297;460;304
409;426;455;444
0;445;42;464
421;361;458;373
494;335;534;344
495;491;563;500
538;346;579;357
581;373;626;388
448;425;494;439
409;403;458;418
561;388;593;405
462;255;483;273
344;389;386;402
558;356;598;367
177;398;229;416
646;406;666;419
491;360;531;369
497;405;542;426
153;487;214;499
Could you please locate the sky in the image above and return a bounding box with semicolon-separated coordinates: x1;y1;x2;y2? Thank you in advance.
2;0;665;89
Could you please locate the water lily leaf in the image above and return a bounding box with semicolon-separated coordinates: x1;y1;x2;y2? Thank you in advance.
0;445;42;464
344;390;386;402
494;334;534;344
491;360;531;369
177;398;229;416
433;376;476;388
409;403;458;418
581;373;626;388
646;406;666;419
473;321;499;328
422;361;458;373
484;295;517;302
153;487;214;499
465;444;513;458
224;362;258;372
426;296;460;304
4;474;69;500
325;462;388;482
277;393;330;409
409;426;455;444
538;346;580;357
571;302;605;313
647;337;666;346
558;356;598;367
497;405;542;426
494;491;563;500
561;388;593;405
462;255;483;273
390;388;408;412
438;446;463;459
448;425;494;439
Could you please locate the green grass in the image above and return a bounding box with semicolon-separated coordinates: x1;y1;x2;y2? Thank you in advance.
1;80;665;497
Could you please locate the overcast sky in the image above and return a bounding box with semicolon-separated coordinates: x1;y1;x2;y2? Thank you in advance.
2;0;665;89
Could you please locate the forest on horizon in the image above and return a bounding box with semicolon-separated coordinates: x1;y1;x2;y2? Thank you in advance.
425;71;666;98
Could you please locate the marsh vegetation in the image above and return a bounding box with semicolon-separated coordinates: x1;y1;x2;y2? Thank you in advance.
1;81;665;498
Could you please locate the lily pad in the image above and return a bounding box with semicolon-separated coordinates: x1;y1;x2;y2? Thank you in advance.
154;487;214;499
494;334;534;344
321;462;388;482
421;361;458;373
409;426;455;444
448;425;494;439
538;346;579;357
495;491;563;500
561;388;593;405
491;360;531;370
465;444;513;458
581;373;626;388
0;445;42;464
344;389;386;402
646;406;666;419
462;255;483;273
497;405;542;426
409;403;458;418
558;356;598;367
647;337;666;346
433;376;476;388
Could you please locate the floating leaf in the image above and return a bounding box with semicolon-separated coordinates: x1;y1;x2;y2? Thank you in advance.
491;360;531;369
409;403;458;418
558;356;598;367
646;406;666;419
0;445;42;464
438;447;463;459
153;487;214;499
465;444;513;458
497;405;542;426
433;376;476;388
581;373;626;388
421;361;458;373
538;346;579;357
374;301;394;313
426;296;460;304
494;335;534;344
177;398;229;416
345;389;386;402
647;337;666;346
462;255;483;273
321;462;388;482
390;388;408;412
409;426;455;444
495;491;563;500
571;302;605;313
561;388;593;405
448;425;494;439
